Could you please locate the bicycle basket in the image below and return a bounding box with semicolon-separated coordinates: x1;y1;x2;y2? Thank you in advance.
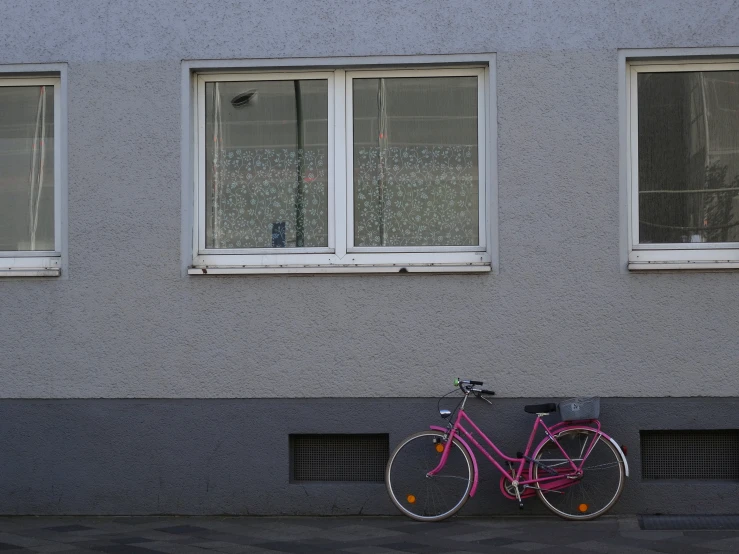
558;397;600;421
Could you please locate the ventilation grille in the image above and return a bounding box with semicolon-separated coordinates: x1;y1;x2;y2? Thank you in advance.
291;434;389;482
640;430;739;480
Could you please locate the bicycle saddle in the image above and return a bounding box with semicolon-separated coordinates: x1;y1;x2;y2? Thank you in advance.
524;403;557;414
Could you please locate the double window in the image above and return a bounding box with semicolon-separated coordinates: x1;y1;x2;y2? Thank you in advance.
628;60;739;269
190;66;491;273
0;76;62;276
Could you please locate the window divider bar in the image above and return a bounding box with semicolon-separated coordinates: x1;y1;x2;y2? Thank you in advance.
196;76;206;254
348;246;486;253
0;251;60;258
53;80;62;254
343;71;355;256
326;72;337;251
628;65;640;250
478;70;487;249
334;70;348;258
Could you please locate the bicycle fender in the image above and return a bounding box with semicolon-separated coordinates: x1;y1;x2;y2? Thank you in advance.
604;436;630;477
429;425;479;497
529;426;629;480
583;428;630;478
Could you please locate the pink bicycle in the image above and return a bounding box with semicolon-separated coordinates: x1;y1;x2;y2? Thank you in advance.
385;378;629;521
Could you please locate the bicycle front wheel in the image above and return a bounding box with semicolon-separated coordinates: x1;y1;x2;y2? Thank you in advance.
385;430;473;522
533;428;625;520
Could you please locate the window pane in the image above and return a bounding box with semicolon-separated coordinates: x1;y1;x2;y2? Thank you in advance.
353;76;479;247
0;85;55;251
638;71;739;244
205;80;328;249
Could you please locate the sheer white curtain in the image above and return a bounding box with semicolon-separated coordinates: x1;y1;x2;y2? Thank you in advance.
0;85;54;251
210;83;224;248
28;85;48;250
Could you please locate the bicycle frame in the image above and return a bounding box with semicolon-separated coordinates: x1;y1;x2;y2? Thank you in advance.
427;394;614;500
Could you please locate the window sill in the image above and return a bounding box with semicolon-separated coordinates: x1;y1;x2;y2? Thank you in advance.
0;268;60;277
188;263;491;275
0;256;61;277
629;261;739;271
191;251;491;274
629;249;739;270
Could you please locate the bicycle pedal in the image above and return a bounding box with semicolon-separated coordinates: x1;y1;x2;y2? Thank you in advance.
519;502;524;510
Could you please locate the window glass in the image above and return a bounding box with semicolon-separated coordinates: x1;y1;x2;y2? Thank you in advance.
0;85;55;251
205;80;329;249
352;77;479;247
638;71;739;244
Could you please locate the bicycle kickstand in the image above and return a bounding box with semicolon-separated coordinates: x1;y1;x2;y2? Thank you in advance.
512;482;524;510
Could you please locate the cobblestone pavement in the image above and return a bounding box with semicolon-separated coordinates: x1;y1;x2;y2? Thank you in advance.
0;516;737;553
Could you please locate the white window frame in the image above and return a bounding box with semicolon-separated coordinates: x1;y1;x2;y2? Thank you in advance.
189;64;492;274
0;74;64;277
627;58;739;270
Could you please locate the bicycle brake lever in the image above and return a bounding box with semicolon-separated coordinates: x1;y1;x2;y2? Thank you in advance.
474;391;494;405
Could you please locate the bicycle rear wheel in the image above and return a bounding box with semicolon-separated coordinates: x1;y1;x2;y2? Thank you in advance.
532;428;625;520
385;430;473;522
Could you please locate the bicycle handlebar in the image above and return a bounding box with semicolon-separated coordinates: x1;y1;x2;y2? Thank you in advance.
454;377;495;396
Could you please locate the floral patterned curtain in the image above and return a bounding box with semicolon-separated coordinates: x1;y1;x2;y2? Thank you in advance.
354;144;478;247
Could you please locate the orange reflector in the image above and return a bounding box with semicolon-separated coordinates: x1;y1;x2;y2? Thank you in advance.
407;494;416;504
578;503;588;513
435;443;444;453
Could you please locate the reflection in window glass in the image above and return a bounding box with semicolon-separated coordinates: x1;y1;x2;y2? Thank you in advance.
638;71;739;243
205;80;329;249
353;77;479;247
0;85;55;251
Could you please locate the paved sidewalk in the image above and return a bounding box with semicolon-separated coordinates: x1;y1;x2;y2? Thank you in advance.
0;516;736;553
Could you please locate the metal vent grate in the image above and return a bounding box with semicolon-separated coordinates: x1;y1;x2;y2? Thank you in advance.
640;430;739;480
291;434;389;482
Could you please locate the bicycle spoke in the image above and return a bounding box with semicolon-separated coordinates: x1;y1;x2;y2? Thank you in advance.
583;462;621;470
386;431;473;522
535;459;577;467
533;429;625;520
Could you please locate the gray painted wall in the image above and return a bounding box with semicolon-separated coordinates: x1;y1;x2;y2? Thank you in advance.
0;0;738;400
1;398;736;515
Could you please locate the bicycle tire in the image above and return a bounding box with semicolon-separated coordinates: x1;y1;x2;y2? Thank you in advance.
385;430;473;522
532;427;625;520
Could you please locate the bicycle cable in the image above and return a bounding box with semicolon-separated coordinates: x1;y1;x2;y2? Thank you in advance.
437;388;465;425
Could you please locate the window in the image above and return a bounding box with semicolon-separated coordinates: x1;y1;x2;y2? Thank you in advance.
0;76;62;276
190;66;491;274
627;60;739;269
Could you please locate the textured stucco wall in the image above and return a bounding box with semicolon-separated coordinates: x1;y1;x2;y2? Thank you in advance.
1;1;738;398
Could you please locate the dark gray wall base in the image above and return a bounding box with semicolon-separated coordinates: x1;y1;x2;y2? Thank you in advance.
0;398;737;515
